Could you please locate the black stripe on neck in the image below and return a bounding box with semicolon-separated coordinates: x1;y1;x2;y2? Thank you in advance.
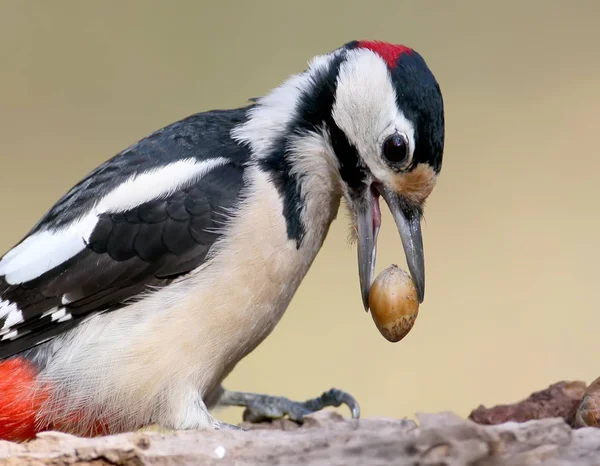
259;51;368;247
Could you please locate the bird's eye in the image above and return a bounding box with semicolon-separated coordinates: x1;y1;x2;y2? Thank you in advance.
382;134;409;167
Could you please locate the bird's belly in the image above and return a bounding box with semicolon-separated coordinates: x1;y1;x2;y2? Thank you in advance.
37;168;338;427
185;240;315;397
125;168;335;397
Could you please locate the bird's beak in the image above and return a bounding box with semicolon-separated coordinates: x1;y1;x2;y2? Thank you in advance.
356;185;425;311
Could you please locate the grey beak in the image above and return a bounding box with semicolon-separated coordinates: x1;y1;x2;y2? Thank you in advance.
380;188;425;303
356;186;425;311
356;193;380;311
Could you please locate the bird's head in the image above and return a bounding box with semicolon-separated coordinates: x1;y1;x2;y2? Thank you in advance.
235;40;444;309
326;41;445;309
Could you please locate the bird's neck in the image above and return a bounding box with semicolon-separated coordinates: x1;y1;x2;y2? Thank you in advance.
246;126;343;252
282;129;344;249
231;61;345;250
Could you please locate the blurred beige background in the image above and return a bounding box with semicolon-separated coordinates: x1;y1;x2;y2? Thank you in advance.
1;1;599;424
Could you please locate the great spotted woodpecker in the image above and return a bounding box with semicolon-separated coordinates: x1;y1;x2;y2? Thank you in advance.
0;40;444;441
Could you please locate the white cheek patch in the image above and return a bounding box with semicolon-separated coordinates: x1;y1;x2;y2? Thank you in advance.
331;49;416;183
0;158;229;285
332;50;398;154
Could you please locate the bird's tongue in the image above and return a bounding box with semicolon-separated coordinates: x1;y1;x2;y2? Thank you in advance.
371;186;382;236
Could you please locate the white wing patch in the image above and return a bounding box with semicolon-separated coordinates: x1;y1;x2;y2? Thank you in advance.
0;157;229;286
47;307;72;322
0;300;23;332
0;216;98;285
95;158;228;214
0;299;19;319
1;330;19;341
2;309;23;330
57;313;73;323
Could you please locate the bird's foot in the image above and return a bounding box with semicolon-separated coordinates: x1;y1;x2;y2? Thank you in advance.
213;419;245;431
218;388;360;424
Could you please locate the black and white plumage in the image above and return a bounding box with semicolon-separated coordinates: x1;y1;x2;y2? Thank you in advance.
0;109;249;356
0;40;444;437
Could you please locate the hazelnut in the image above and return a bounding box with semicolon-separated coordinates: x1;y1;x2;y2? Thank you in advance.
368;265;419;342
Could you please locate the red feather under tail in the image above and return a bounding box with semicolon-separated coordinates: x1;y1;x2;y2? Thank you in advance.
0;358;51;442
0;358;115;442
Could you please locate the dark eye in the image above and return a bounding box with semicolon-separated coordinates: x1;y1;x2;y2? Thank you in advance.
382;134;409;166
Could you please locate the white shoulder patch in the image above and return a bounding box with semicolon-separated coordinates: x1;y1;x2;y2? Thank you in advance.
95;157;229;214
0;216;98;285
0;157;228;285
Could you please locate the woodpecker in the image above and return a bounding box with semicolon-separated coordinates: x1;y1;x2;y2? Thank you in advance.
0;40;444;441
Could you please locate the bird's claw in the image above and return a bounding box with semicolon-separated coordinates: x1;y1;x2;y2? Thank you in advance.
242;388;360;424
213;419;245;431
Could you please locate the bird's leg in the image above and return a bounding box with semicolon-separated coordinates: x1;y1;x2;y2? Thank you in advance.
212;419;244;431
216;387;360;424
145;383;244;432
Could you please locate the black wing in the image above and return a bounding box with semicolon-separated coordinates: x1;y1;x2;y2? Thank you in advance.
0;108;251;359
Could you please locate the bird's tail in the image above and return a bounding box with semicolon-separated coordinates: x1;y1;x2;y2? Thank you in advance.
0;357;51;442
